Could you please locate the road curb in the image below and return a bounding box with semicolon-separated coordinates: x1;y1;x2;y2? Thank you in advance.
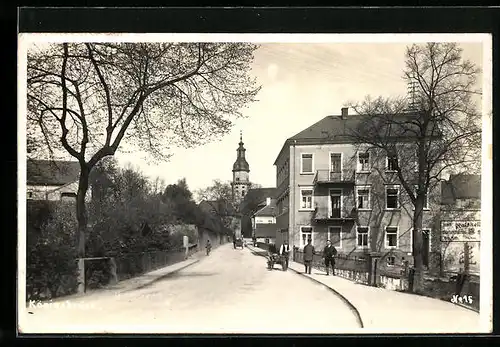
247;246;364;328
287;267;365;329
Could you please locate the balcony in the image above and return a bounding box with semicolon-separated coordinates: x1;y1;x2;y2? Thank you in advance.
313;169;356;185
312;206;356;223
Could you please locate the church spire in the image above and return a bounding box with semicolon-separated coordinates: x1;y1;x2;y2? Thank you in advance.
233;130;249;173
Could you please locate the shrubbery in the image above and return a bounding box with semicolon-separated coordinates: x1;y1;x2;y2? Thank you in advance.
26;201;79;300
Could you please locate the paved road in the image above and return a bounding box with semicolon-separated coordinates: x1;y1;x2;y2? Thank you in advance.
21;244;361;334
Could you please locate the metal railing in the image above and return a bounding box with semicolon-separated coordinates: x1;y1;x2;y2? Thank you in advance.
293;248;369;282
313;169;356;185
313;206;357;220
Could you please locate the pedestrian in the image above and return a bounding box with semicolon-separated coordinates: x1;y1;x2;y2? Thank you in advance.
279;240;291;271
303;238;315;274
233;234;236;249
206;239;212;256
322;240;337;275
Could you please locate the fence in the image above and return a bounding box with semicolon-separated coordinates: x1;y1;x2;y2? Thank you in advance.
293;248;370;284
84;243;199;290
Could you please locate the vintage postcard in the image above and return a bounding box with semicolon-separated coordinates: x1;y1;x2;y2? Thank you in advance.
17;32;492;334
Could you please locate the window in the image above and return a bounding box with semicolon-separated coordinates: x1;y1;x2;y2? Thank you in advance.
329;189;342;218
356;187;371;210
300;226;313;248
385;226;398;248
301;154;314;174
60;192;77;202
386;256;396;266
330;153;342;173
27;191;34;199
413;185;429;210
358;152;370;172
356;226;369;248
410;228;431;251
328;226;342;248
300;188;314;210
241;190;245;197
386;154;398;171
413;185;429;209
385;186;400;209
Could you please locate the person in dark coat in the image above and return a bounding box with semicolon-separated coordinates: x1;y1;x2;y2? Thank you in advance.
322;240;337;275
303;238;315;274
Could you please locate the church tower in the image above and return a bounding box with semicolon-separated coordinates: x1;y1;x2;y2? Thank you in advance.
231;131;251;206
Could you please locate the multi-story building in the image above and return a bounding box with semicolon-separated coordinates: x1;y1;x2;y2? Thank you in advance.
274;107;440;267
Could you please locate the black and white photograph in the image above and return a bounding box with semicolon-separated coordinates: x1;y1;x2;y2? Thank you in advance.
17;33;492;334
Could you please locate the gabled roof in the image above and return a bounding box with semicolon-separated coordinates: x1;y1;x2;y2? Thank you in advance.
240;187;277;213
199;199;237;217
441;174;481;205
253;199;277;217
274;112;441;165
27;159;81;186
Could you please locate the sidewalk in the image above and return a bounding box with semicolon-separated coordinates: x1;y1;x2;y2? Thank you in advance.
246;244;482;333
31;247;208;305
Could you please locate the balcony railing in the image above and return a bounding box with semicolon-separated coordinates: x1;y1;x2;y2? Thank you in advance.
312;205;356;222
313;169;356;185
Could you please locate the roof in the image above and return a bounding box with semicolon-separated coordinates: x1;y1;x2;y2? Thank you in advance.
441;174;481;204
27;159;80;186
240;187;276;215
253;199;277;217
199;199;237;216
273;112;442;165
254;224;278;238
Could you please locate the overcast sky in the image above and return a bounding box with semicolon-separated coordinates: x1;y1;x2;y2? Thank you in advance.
22;35;485;193
110;40;483;193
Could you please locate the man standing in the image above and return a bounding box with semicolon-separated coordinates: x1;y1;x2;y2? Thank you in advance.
279;240;291;271
322;240;337;275
303;238;315;274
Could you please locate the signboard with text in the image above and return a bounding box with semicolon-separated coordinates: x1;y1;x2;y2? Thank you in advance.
440;220;480;242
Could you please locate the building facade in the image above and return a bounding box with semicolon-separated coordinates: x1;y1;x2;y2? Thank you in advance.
231;131;251;206
434;174;481;276
252;197;277;244
274;108;441;268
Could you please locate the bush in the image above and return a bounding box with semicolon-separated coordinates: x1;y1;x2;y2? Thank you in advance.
26;201;79;300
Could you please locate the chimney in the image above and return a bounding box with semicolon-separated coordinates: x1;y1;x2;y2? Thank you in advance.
266;197;271;206
341;107;348;119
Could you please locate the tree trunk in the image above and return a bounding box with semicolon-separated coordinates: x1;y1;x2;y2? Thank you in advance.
412;195;425;293
76;165;91;258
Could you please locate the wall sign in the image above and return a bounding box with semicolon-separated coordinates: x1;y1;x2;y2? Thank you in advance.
441;220;480;242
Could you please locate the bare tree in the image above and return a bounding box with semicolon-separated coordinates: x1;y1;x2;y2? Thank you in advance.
345;43;481;293
27;42;260;258
196;179;259;230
